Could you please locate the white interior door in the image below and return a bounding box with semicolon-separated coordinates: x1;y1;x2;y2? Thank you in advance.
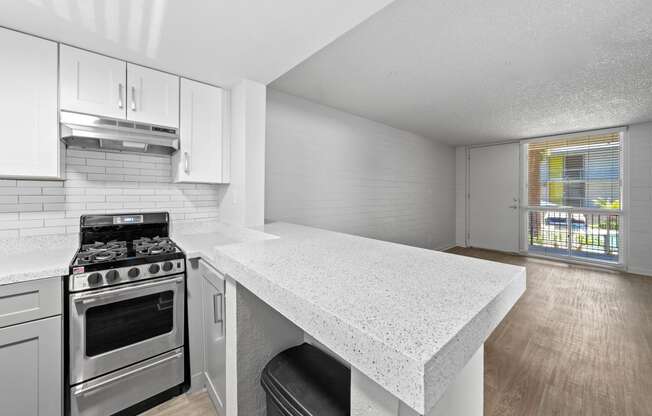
469;143;520;252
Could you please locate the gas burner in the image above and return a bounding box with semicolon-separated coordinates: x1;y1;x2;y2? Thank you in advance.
134;237;176;256
77;246;128;265
82;240;127;252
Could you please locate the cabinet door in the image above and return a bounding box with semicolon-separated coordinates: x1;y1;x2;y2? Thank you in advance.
173;78;226;183
0;316;62;416
202;266;226;416
127;63;179;127
60;45;126;119
0;28;60;179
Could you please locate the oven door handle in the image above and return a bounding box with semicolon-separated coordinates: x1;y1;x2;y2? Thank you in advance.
71;351;183;397
72;275;184;305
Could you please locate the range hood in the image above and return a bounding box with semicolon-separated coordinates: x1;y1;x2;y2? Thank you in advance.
60;111;179;155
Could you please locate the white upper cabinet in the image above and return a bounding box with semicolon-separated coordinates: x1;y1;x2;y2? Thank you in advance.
60;45;127;119
0;28;61;179
127;63;179;127
60;48;179;127
173;78;229;184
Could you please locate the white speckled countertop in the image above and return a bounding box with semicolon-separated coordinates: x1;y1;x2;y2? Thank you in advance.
203;222;526;415
0;234;79;286
171;221;278;259
0;220;525;415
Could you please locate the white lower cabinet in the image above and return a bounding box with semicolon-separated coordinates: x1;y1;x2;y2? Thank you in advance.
201;263;227;416
0;316;62;416
188;259;228;415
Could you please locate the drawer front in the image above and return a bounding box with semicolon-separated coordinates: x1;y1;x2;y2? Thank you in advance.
198;259;225;287
69;348;184;416
0;277;62;328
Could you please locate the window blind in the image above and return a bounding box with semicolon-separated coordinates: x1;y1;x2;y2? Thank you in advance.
526;132;621;210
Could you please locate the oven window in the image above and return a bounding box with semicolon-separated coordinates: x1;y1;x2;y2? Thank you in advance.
85;291;175;357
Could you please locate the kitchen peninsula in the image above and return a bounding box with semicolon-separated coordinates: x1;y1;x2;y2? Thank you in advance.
174;221;526;416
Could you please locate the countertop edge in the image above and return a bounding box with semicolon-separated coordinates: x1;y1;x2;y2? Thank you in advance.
423;267;526;412
208;248;429;412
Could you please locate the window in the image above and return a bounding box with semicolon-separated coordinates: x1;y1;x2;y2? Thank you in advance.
525;131;622;263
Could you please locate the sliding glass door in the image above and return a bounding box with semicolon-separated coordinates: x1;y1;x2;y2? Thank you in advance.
523;130;623;264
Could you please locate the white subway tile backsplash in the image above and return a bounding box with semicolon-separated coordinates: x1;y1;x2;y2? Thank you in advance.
109;167;139;175
20;195;65;204
67;149;106;159
0;148;225;237
0;204;19;213
0;196;17;204
17;203;43;212
18;180;63;188
20;211;65;220
0;180;17;187
106;152;140;162
0;219;42;229
87;158;123;167
44;203;67;211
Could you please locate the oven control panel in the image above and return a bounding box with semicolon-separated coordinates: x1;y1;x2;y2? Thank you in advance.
69;260;185;292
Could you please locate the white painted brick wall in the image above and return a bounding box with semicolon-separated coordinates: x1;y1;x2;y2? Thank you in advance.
0;148;225;238
265;90;456;251
627;122;652;276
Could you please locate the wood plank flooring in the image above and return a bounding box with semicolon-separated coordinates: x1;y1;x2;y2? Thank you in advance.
144;248;652;416
141;391;217;416
447;247;652;416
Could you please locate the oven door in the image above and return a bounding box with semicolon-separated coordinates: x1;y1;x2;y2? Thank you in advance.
69;274;185;385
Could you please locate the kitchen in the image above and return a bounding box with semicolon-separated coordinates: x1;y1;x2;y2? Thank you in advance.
1;1;651;416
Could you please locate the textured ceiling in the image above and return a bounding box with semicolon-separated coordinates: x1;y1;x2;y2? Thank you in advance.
0;0;393;87
271;0;652;145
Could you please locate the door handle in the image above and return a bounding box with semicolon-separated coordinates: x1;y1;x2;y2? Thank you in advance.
72;275;184;305
213;293;223;324
118;83;124;109
184;152;190;174
509;205;518;209
131;86;136;111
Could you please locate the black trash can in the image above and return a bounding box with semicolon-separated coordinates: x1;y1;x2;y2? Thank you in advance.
261;343;350;416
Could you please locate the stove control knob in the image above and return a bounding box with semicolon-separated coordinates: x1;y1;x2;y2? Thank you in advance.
87;273;102;285
128;268;140;278
162;261;173;272
149;264;160;274
106;270;120;282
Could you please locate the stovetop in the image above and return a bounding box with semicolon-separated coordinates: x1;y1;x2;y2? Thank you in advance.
68;212;186;292
75;237;180;267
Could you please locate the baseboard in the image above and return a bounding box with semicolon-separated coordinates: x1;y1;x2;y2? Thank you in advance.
626;266;652;277
187;372;206;394
435;242;457;252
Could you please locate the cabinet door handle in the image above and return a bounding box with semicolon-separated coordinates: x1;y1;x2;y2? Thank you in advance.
213;293;223;324
131;86;136;111
118;83;124;109
184;152;190;173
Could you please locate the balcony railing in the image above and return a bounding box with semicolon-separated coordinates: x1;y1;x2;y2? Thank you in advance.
527;209;620;263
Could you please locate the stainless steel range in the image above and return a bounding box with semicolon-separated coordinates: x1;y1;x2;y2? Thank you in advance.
65;212;188;416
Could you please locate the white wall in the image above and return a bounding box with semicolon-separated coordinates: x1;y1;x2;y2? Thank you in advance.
265;90;456;250
627;122;652;276
0;148;224;238
221;80;267;227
